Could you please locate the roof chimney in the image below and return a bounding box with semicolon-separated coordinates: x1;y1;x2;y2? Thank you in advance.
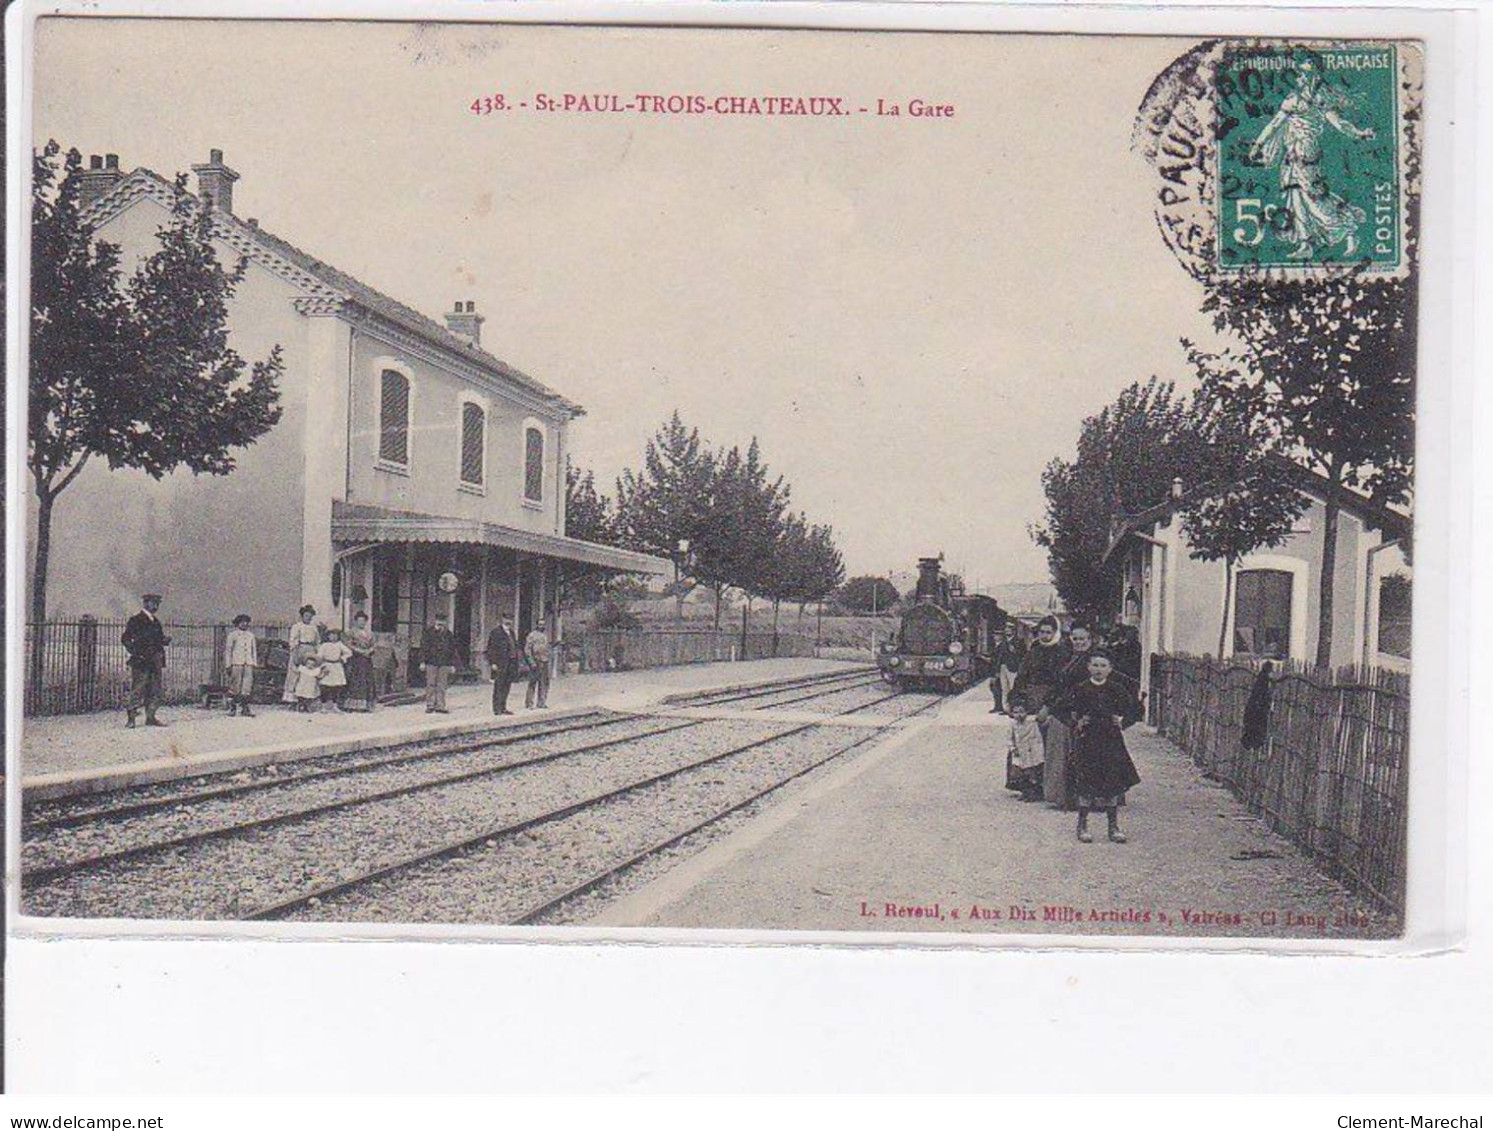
191;148;240;214
444;300;484;347
76;153;124;207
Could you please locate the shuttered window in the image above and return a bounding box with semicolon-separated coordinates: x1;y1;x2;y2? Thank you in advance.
460;402;485;486
1233;569;1293;659
524;426;544;502
378;369;410;465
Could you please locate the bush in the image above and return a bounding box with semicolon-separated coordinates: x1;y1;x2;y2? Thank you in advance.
591;593;640;631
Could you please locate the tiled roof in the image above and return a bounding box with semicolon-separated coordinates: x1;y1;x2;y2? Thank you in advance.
94;169;584;417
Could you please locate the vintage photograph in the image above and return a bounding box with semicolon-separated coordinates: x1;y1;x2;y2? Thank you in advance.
12;18;1420;941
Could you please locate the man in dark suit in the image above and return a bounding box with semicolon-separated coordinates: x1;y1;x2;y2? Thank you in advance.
122;592;171;728
422;611;459;714
485;613;521;716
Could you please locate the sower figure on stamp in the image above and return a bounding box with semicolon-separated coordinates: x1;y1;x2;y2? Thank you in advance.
524;616;552;709
485;613;520;716
122;592;171;728
1248;56;1376;260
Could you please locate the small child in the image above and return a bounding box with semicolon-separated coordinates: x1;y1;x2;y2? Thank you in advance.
293;650;324;713
224;613;258;718
1007;694;1045;802
317;628;353;711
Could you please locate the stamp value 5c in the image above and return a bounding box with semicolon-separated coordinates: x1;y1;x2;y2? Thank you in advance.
1215;44;1402;272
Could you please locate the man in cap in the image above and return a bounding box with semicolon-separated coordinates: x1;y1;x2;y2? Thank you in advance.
421;609;459;714
121;592;171;727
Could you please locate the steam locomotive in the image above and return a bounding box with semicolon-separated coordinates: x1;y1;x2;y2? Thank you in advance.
876;557;1007;692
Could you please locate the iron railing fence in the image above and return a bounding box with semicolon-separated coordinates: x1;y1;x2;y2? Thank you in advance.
1148;654;1409;914
25;620;820;714
23;620;294;717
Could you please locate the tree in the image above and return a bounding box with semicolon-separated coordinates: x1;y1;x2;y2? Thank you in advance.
837;575;899;615
1030;378;1210;624
28;143;284;625
1197;269;1415;667
1177;352;1310;657
615;412;717;620
561;458;621;609
564;458;616;545
693;438;790;627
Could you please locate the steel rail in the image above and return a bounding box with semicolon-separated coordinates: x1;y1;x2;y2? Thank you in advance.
508;695;946;924
674;667;878;707
23;710;624;833
22;716;708;886
742;677;885;710
241;691;919;921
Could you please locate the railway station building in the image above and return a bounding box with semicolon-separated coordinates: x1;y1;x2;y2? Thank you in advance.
30;149;668;685
1104;466;1412;697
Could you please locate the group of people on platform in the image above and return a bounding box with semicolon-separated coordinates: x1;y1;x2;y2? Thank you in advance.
119;591;556;728
989;617;1145;844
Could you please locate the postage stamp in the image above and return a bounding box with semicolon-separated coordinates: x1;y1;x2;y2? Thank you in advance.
1215;43;1402;272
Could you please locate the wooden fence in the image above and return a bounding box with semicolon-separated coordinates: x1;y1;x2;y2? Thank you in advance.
24;619;293;717
566;628;816;673
1148;654;1409;914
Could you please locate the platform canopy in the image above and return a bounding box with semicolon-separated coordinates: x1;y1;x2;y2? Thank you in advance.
331;503;670;576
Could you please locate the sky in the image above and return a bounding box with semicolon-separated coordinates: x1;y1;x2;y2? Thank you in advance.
33;19;1229;586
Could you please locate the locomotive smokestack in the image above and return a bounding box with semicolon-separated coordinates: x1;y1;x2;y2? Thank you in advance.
916;557;944;602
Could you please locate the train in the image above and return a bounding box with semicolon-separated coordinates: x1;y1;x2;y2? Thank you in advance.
876;557;1009;692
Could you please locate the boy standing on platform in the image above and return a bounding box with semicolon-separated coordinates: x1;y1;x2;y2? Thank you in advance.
224;614;258;718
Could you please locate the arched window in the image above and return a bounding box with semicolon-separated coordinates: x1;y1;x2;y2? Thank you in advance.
523;424;545;503
378;368;411;467
460;400;486;488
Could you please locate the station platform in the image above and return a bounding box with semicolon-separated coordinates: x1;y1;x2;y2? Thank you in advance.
594;686;1398;942
18;658;868;800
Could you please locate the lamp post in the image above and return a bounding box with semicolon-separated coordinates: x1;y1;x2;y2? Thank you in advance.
672;539;692;624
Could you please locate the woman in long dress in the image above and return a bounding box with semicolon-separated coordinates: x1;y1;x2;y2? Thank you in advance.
1010;615;1070;793
281;604;322;705
344;611;377;712
1054;649;1142;843
1043;623;1095;809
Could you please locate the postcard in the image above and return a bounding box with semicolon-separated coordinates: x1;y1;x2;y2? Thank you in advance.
8;11;1459;953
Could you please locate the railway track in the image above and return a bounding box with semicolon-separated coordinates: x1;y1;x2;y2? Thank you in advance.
22;669;879;835
270;692;944;925
22;672;943;923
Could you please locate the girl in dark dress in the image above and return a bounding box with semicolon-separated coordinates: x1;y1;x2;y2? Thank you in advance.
1055;649;1142;843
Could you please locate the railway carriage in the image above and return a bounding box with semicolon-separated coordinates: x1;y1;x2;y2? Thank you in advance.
877;557;1007;692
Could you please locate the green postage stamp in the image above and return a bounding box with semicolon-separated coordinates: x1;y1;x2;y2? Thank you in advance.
1215;43;1401;272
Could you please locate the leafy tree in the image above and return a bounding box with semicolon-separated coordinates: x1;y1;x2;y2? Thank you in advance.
694;438;790;626
837;575;899;615
564;458;616;545
1177;350;1310;657
28;143;284;625
561;458;622;608
615;412;717;620
1031;378;1209;623
775;517;845;625
1197;269;1415;667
